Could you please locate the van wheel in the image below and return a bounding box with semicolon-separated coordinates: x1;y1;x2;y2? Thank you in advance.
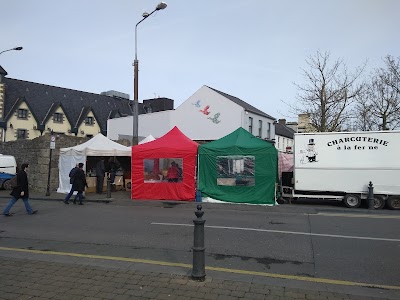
2;180;12;190
387;196;400;210
373;195;385;209
343;194;361;208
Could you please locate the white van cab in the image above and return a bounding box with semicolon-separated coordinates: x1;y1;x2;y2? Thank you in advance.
0;154;17;189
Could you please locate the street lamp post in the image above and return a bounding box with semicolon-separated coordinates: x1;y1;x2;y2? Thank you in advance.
132;2;167;146
0;47;23;55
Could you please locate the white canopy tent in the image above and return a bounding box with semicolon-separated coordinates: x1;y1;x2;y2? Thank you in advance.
57;134;131;193
139;134;156;144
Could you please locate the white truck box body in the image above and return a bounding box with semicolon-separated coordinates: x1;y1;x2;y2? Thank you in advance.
0;155;17;175
294;131;400;195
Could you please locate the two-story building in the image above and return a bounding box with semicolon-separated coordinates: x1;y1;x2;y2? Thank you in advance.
274;119;295;153
107;85;276;142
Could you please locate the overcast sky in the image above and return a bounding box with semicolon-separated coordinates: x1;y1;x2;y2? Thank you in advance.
1;0;399;122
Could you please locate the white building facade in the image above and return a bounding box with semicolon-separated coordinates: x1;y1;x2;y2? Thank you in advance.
274;119;295;153
107;85;276;142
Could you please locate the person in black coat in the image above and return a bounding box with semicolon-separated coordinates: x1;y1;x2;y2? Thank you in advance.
2;163;38;216
65;163;87;205
64;163;86;204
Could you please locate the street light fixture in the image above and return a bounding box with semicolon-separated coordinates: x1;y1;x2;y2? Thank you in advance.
132;2;167;146
0;46;23;55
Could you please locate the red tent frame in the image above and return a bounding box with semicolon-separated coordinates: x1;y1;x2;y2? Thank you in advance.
131;127;198;200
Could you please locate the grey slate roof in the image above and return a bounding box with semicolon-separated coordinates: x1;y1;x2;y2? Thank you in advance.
2;77;133;134
207;86;275;120
275;123;295;139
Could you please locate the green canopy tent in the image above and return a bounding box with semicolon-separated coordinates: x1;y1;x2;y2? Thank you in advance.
198;127;278;204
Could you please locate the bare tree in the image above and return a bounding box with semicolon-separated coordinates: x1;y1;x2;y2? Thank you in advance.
359;56;400;130
353;95;378;131
384;55;400;93
293;51;366;132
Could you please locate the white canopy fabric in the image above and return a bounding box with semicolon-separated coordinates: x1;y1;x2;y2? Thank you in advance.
57;134;131;193
139;134;156;144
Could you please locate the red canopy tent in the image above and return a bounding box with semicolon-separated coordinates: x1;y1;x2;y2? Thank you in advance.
131;127;199;200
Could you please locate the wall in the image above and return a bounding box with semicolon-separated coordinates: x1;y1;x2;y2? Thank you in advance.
0;134;89;193
107;110;173;141
242;111;275;140
5;102;41;141
275;134;294;152
77;110;101;137
174;86;243;140
45;106;72;135
107;86;276;142
298;113;316;133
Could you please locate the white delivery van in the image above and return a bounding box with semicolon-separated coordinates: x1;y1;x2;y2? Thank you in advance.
281;131;400;210
0;154;17;190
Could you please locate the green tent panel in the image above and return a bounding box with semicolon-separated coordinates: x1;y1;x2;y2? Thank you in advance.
198;127;278;204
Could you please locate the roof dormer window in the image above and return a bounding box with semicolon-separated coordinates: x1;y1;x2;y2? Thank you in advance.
85;116;94;126
53;112;63;123
17;109;28;119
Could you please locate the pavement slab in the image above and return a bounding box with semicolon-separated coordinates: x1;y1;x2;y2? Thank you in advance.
0;255;397;300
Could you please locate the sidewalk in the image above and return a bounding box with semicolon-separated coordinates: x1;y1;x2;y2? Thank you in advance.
0;253;396;300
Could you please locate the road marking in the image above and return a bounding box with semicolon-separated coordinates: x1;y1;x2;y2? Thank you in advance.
151;222;400;242
309;212;400;219
0;246;399;291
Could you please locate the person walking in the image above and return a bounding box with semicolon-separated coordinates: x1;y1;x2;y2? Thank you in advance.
64;163;83;204
96;158;105;194
65;163;87;205
3;163;38;216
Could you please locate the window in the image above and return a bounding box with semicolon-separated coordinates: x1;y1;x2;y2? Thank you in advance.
85;116;94;125
277;136;280;148
248;117;253;134
258;120;262;137
267;122;271;139
54;113;63;123
17;109;28;119
217;156;255;186
143;158;183;183
17;129;27;139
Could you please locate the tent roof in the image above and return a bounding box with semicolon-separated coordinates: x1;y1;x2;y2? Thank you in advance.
139;134;156;144
200;127;275;150
133;126;198;152
60;133;131;156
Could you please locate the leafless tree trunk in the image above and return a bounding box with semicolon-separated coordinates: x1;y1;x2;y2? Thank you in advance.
354;55;400;131
293;51;365;132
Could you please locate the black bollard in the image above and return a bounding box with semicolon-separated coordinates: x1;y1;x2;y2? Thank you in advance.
191;205;206;281
106;176;111;198
368;181;374;209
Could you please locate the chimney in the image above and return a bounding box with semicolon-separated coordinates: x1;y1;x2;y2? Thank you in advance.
278;119;286;125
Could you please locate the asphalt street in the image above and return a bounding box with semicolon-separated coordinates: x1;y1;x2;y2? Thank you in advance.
0;194;399;299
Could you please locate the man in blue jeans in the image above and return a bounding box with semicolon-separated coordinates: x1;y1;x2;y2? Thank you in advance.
3;163;38;216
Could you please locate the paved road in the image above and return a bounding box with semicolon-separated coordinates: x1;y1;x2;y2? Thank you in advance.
1;195;399;299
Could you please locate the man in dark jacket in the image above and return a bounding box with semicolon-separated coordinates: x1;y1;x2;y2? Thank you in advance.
2;163;38;216
64;163;84;204
73;163;87;205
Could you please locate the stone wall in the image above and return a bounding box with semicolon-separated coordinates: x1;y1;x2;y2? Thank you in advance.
0;134;89;193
